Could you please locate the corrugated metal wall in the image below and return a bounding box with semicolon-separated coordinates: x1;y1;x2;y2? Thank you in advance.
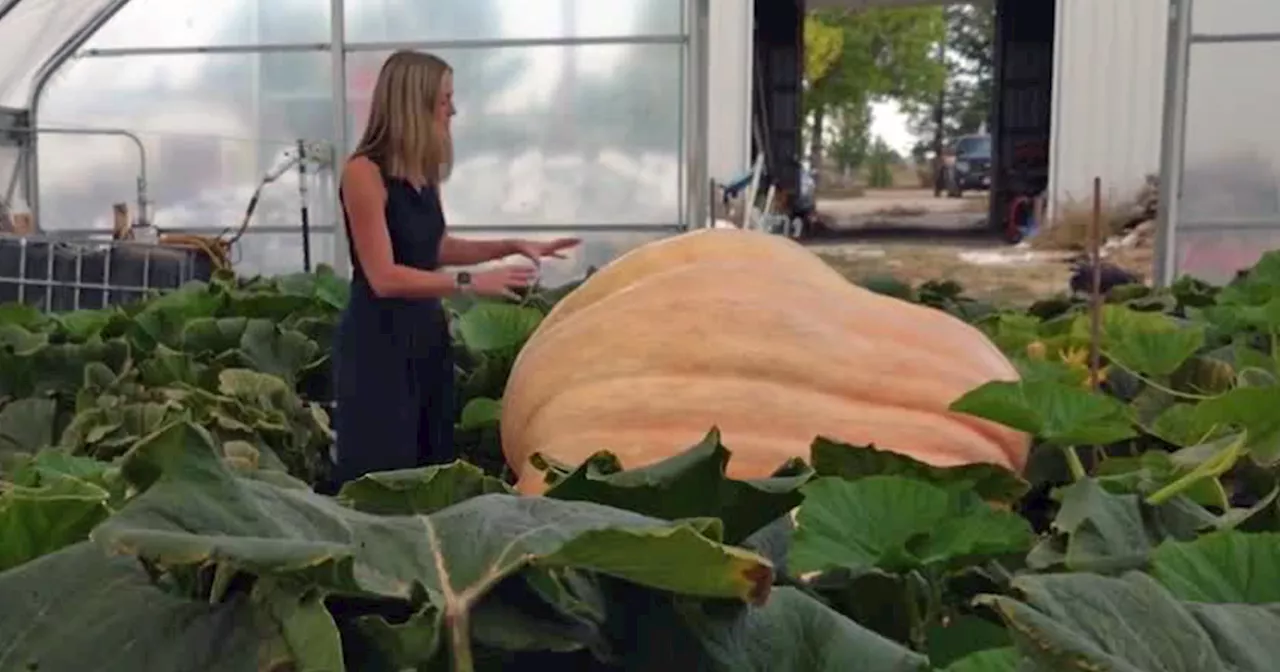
1048;0;1169;220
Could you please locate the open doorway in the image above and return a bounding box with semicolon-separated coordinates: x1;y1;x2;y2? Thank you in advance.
793;1;1051;243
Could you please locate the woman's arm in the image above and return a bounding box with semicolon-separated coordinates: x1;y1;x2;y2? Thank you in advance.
438;235;517;266
343;157;459;299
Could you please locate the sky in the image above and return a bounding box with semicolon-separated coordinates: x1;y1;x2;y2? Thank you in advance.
870;100;917;157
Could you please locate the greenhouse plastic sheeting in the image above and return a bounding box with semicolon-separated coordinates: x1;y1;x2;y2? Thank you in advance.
0;0;702;278
1157;0;1280;285
0;0;116;108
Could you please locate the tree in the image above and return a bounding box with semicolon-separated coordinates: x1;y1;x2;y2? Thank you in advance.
803;8;946;181
903;2;996;159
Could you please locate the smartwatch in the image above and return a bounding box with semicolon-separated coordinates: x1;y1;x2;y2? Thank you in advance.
454;271;473;293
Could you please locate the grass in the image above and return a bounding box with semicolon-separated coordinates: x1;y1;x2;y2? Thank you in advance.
1029;199;1132;251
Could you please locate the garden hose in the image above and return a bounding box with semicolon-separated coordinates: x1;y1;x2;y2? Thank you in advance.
157;232;234;271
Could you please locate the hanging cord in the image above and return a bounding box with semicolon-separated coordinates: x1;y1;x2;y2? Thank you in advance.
139;145;328;272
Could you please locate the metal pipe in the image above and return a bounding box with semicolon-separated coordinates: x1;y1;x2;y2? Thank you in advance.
47;222;682;236
11;125;148;230
1154;0;1194;287
297;139;312;272
329;0;349;276
685;0;710;230
1190;31;1280;44
343;34;684;53
25;0;135;229
0;0;20;24
79;42;329;57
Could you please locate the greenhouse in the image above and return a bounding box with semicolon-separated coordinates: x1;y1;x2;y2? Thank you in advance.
0;0;708;283
4;1;1280;670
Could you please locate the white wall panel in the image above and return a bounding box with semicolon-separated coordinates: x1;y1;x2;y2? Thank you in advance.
1048;0;1169;219
707;0;753;182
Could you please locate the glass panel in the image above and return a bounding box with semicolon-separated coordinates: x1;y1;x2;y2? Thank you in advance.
234;230;336;277
86;0;331;49
436;229;673;287
345;0;682;43
36;52;336;237
346;45;683;228
1193;0;1280;36
1179;42;1280;223
0;0;117;107
1176;228;1280;285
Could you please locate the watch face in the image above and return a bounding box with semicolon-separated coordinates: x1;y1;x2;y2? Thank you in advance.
456;271;472;286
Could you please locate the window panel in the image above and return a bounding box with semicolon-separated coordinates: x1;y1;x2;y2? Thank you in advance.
346;44;684;229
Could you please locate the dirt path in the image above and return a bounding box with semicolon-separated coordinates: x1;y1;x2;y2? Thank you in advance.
811;238;1089;307
818;189;990;232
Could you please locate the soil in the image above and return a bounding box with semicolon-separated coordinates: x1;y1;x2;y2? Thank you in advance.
812;237;1154;307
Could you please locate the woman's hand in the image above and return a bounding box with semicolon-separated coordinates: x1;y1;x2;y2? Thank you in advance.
473;265;538;300
510;238;582;265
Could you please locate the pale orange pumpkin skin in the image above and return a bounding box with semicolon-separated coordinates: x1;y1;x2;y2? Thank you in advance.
502;229;1029;495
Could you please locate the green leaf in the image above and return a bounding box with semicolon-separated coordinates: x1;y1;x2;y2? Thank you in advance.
950;379;1137;446
679;586;930;672
337;461;513;515
1193;387;1280;464
0;543;298;671
454;302;544;354
1027;479;1163;573
942;647;1021;672
458;397;502;431
92;421;775;665
979;571;1280;672
810;437;1028;503
1078;305;1206;377
925;615;1013;668
544;428;813;544
1150;530;1280;603
0;476;112;572
789;476;1033;577
0;397;57;459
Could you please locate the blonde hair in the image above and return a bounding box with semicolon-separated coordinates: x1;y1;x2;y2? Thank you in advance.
353;50;454;184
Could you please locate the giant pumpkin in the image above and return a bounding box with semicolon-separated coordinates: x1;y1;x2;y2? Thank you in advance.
501;228;1029;495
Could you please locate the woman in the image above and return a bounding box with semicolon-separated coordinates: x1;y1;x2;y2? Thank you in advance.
333;50;579;485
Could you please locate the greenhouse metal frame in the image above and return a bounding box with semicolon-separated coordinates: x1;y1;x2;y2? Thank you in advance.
0;0;711;279
1156;0;1280;286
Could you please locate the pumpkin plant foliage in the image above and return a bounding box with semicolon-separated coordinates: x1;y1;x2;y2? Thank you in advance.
5;254;1280;669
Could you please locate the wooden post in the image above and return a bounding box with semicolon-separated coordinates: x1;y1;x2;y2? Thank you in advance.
1088;177;1103;392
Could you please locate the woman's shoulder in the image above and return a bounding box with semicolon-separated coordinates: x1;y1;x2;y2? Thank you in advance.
342;155;386;192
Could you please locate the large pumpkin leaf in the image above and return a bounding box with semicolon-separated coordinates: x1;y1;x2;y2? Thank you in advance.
0;397;57;460
678;586;929;671
950;379;1137;446
1150;530;1280;603
809;437;1028;504
0;475;112;572
337;461;513;515
93;421;774;666
0;542;305;672
542;428;813;544
942;647;1021;672
979;572;1280;672
454;302;544;354
788;476;1034;577
1071;306;1206;377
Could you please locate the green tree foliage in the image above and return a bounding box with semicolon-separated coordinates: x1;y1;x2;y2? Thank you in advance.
866;138;900;188
905;2;996;160
803;8;946;176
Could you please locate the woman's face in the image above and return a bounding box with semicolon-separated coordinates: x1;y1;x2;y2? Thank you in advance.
436;70;456;131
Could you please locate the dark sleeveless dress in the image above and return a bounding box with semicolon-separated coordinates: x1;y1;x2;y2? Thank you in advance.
332;157;456;485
